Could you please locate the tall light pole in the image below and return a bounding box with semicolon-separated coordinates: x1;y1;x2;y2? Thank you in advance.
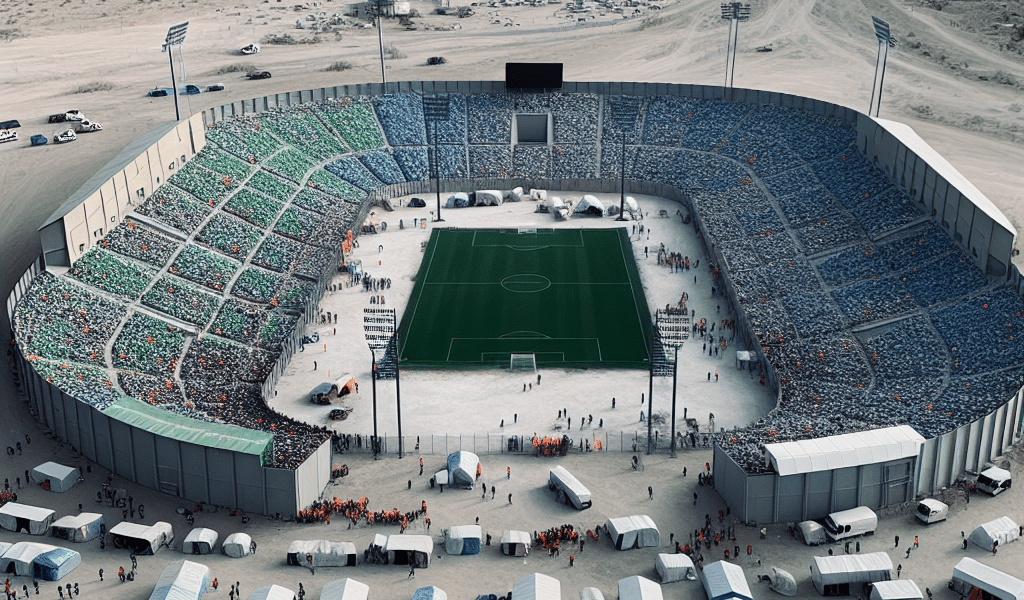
720;3;750;90
655;308;689;458
423;95;451;222
869;16;898;117
610;97;640;221
364;307;398;458
368;0;391;85
162;22;189;121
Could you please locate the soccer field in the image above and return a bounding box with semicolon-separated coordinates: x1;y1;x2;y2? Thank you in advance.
397;228;653;368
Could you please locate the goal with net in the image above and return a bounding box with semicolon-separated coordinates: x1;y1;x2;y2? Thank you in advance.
509;353;537;371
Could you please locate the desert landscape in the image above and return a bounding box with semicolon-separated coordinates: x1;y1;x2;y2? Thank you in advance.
2;0;1024;598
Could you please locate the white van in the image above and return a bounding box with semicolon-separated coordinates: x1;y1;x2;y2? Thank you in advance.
915;499;948;524
976;467;1012;496
823;506;877;542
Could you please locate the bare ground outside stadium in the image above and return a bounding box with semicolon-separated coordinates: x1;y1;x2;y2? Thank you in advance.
397;228;653;369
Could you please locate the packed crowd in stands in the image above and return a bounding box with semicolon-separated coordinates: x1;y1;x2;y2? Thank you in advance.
14;92;1024;477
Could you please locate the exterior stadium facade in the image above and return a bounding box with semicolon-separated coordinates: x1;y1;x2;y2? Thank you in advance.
8;80;1023;519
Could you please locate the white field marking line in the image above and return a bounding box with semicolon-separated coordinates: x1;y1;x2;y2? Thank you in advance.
617;229;650;355
405;229;443;357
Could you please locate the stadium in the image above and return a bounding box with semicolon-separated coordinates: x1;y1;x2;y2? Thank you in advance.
8;77;1024;521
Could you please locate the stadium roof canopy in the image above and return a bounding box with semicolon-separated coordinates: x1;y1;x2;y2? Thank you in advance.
764;425;925;476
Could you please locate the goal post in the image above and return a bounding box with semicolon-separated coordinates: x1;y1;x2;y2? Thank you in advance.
509;353;537;371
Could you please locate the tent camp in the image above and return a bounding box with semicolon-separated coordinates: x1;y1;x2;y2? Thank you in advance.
32;548;81;581
411;587;447;600
222;533;254;558
0;542;59;576
51;513;104;543
444;525;481;555
512;573;560;600
574;195;604;217
385;535;432;568
949;557;1024;600
30;462;79;493
445;451;479;489
618;576;663;600
549;466;592;510
810;553;893;596
182;528;219;555
476;190;503;206
445;192;470;208
969;516;1020;552
580;589;605;600
701;561;753;600
149;560;210;600
655;553;696;582
500;530;531;557
796;521;826;546
767;567;798;597
606;516;660;550
109;521;173;554
0;503;56;535
286;541;357;567
248;585;295;600
321;578;369;600
869;580;923;600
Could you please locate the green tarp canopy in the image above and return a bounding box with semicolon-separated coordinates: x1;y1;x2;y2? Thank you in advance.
104;399;272;465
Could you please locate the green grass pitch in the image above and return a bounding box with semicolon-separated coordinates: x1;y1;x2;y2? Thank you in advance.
397;228;653;369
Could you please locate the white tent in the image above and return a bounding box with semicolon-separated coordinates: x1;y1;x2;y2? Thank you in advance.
969;516;1020;552
0;543;10;557
444;525;481;555
148;560;210;600
109;521;173;555
549;466;592;510
655;553;696;582
579;589;604;600
182;528;219;555
547;196;569;220
222;533;253;558
248;585;294;600
512;573;561;600
870;580;923;600
445;451;479;489
445;192;470;208
768;567;798;597
286;540;357;567
618;576;663;600
30;462;79;493
32;548;81;581
810;553;893;595
385;535;432;568
500;530;531;557
0;503;56;535
321;578;369;600
0;542;59;576
411;587;447;600
51;513;104;543
606;516;660;550
795;521;826;546
702;561;753;600
951;557;1024;600
476;190;503;206
574;195;604;217
624;196;640;218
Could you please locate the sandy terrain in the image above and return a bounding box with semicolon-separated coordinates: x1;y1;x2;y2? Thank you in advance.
2;0;1024;598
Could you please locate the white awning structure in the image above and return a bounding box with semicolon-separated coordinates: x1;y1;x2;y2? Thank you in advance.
247;585;294;600
512;573;560;600
702;561;752;600
221;533;253;558
0;503;56;535
952;558;1024;600
764;425;925;476
606;515;660;550
51;513;104;543
969;516;1020;552
182;528;219;555
870;580;923;600
655;553;696;582
618;576;663;600
148;560;210;600
0;542;59;576
320;578;369;600
500;530;531;556
30;462;80;493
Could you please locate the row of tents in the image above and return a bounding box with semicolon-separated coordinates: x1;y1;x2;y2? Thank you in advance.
0;542;80;580
441;189;641;221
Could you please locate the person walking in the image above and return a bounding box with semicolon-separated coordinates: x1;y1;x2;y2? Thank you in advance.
407;564;415;579
894;535;900;548
419;458;423;476
98;570;103;582
506;466;511;480
648;486;654;500
569;554;574;567
508;493;513;505
896;564;902;578
913;535;919;549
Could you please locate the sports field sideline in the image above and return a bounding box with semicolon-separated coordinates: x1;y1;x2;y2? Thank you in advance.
397;227;653;368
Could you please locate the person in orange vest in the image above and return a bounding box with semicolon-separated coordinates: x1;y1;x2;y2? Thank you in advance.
506;466;511;479
419;458;424;476
212;579;219;590
476;463;482;480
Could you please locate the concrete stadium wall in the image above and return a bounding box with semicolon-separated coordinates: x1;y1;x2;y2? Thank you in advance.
13;81;1024;519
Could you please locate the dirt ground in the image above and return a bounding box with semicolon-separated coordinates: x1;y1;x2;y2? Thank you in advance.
2;0;1024;597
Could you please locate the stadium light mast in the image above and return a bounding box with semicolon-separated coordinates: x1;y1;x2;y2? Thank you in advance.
162;22;189;122
611;97;641;221
655;308;689;458
369;347;379;459
368;0;390;85
868;16;898;118
423;95;451;223
720;3;750;90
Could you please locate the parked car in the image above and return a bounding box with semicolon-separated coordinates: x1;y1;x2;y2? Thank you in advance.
30;134;47;146
63;109;86;122
0;119;22;130
0;129;17;143
53;129;77;144
74;119;103;133
179;84;201;95
427;56;447;65
47;113;67;123
148;88;173;97
206;83;225;92
756;44;773;52
240;43;261;55
246;71;272;80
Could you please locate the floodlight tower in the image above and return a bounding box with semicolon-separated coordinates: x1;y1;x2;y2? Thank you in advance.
655;309;689;458
162;22;189;121
368;0;392;85
720;3;750;90
423;95;451;222
868;16;898;117
611;98;641;221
